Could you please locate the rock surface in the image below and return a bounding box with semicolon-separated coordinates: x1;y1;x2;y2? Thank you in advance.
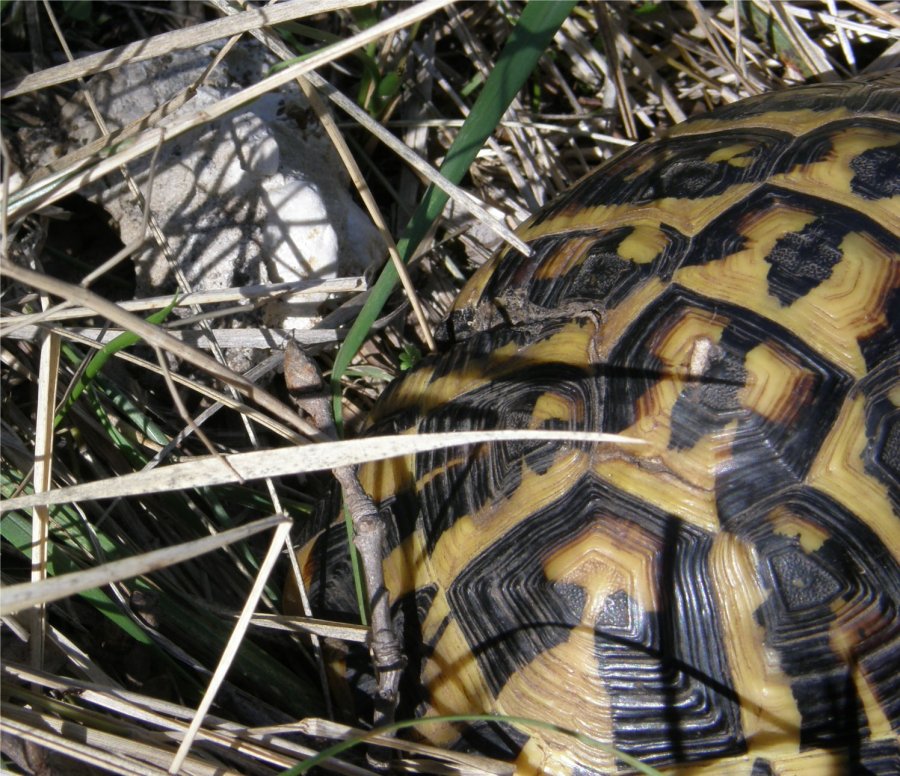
62;45;382;334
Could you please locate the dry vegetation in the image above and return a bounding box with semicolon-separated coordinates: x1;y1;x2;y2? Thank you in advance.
1;1;897;774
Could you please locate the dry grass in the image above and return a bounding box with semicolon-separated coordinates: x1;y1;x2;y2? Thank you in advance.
1;1;897;774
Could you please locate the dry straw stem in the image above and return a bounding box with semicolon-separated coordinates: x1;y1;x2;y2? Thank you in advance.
4;664;376;775
1;708;237;776
297;716;516;773
5;0;529;261
169;519;292;773
0;0;369;99
5;0;436;355
1;515;288;615
206;0;529;257
1;260;324;439
5;515;369;775
28;329;60;668
845;0;900;28
1;276;365;331
6;324;308;444
257;612;370;643
1;428;643;514
5;323;344;350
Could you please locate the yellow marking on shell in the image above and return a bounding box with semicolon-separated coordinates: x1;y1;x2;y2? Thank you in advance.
674;209;899;378
530;391;581;426
589;416;731;534
502;517;671;773
590;276;667;359
660;750;855;775
769;507;830;554
284;532;324;615
425;511;480;591
741;341;817;427
672;204;813;316
530;225;666;283
413;450;468;494
419;617;496;747
830;615;895;741
382;526;428;601
368;364;438;425
389;537;503;749
706;142;757;166
532;233;597;280
543;517;663;619
512;317;598;368
653;308;726;372
653;759;754;776
380;319;599;423
808;394;898;556
517;183;761;243
387;343;517;416
591;305;736;531
771;125;900;233
513;741;549;776
448;239;513;314
358;444;416;503
709;531;804;761
617;224;669;263
504;525;641;773
890;383;900;406
500;630;617;775
808;230;899;374
428;448;592;586
780;749;887;775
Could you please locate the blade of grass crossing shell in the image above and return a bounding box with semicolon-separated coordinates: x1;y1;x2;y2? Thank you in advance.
330;1;578;429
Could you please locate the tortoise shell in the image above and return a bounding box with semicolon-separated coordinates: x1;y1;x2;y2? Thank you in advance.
294;71;900;774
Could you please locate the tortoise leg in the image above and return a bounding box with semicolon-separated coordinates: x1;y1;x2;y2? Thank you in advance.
284;341;403;736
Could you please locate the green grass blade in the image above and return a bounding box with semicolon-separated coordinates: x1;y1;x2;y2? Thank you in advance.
330;1;578;429
54;295;178;428
0;503;153;645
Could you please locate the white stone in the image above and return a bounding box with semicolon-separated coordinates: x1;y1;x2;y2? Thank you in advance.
64;45;383;336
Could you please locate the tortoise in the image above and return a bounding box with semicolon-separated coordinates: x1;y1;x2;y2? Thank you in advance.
289;70;900;774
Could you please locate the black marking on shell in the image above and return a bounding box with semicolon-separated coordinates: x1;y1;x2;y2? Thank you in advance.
393;584;438;718
728;488;900;749
850;141;900;199
853;739;900;775
679;183;898;284
859;358;900;513
875;414;900;494
305;521;361;622
411;355;600;554
750;759;776;776
859;287;900;373
764;216;847;306
453;720;529;762
532;129;792;220
668;340;748;451
446;473;743;769
521;227;652;311
604;286;854;518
